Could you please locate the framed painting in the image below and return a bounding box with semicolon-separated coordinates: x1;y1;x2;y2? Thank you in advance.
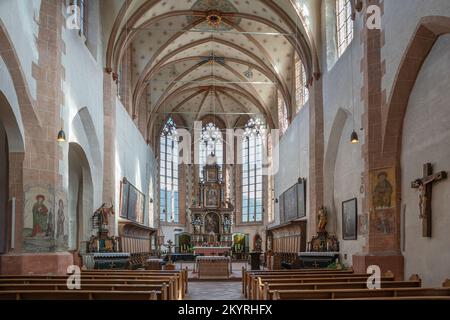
284;184;298;222
342;198;357;240
297;178;306;218
279;193;285;223
205;184;220;207
119;179;130;219
120;178;145;224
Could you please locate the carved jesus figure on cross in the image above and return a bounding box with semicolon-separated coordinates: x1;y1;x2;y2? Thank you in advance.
411;163;447;237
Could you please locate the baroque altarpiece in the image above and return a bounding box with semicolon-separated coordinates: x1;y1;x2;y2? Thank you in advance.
188;163;234;247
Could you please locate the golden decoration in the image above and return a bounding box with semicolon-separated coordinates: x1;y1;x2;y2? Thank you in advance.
206;11;222;28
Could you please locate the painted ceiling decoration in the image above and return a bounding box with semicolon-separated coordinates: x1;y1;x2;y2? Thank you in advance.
187;0;242;31
105;0;318;142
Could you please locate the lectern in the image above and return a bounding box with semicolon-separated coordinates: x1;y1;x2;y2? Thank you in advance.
249;252;262;270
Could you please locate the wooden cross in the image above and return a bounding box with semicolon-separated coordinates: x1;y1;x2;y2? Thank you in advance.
411;163;447;237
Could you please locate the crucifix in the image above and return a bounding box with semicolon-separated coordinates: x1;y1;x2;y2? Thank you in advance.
163;240;176;264
411;163;447;237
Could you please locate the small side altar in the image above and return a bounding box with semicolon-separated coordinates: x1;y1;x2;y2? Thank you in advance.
300;206;340;269
194;246;231;256
299;252;340;269
82;204;130;269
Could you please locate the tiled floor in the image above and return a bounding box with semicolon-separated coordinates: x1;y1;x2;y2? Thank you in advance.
184;281;244;300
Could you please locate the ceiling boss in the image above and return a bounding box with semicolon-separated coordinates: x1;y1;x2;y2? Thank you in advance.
206;11;223;29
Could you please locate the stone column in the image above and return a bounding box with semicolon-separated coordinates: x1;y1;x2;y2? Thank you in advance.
103;70;117;234
0;0;73;274
352;0;404;280
308;75;324;240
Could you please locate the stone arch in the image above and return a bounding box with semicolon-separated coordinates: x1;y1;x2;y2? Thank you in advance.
68;142;94;255
399;28;450;286
70;107;102;207
0;91;25;153
323;108;350;234
0;19;40;128
382;16;450;162
0;91;26;254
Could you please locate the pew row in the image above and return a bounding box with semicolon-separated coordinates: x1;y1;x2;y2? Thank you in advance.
260;280;421;300
270;287;450;300
242;267;356;298
0;270;186;300
0;290;161;300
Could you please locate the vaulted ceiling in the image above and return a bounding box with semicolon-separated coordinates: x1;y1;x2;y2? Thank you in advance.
105;0;317;137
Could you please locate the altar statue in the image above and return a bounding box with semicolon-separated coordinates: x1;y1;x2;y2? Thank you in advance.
317;206;328;232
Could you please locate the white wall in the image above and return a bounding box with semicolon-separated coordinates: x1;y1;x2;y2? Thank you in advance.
115;99;157;230
62;1;105;236
0;56;25;152
0;0;40;101
319;7;366;265
332;116;364;266
272;102;310;230
401;34;450;287
382;0;450;100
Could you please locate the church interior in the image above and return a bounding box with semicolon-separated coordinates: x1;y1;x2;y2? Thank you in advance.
0;0;450;301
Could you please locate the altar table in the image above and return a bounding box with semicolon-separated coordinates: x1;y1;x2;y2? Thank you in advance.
195;256;231;279
193;246;231;256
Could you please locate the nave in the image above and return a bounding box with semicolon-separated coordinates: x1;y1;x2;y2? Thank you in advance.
1;0;450;306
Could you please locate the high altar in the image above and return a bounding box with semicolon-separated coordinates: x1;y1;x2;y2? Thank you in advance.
189;162;234;254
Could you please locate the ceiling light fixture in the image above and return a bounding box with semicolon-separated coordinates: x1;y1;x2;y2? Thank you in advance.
349;30;359;144
56;128;66;142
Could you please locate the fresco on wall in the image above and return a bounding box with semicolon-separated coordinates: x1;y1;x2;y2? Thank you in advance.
55;191;68;250
370;168;396;235
23;185;56;252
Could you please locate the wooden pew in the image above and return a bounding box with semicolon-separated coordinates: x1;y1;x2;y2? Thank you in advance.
0;273;180;300
250;276;395;300
82;273;182;299
81;269;188;298
242;268;354;294
0;290;160;300
0;283;169;300
247;273;394;299
261;280;421;300
243;268;355;297
270;287;450;300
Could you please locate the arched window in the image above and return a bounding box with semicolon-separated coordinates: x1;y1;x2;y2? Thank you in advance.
336;0;354;57
277;91;288;134
242;119;263;223
68;0;89;38
199;122;223;168
295;52;309;113
159;118;179;223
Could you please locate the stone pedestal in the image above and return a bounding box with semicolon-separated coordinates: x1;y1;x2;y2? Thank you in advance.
0;252;74;275
352;253;404;280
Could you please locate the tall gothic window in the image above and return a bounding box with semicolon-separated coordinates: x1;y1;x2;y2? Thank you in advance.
68;0;88;38
159;118;179;223
199;122;223;168
295;52;309;113
277;91;288;134
336;0;353;57
242;119;263;223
